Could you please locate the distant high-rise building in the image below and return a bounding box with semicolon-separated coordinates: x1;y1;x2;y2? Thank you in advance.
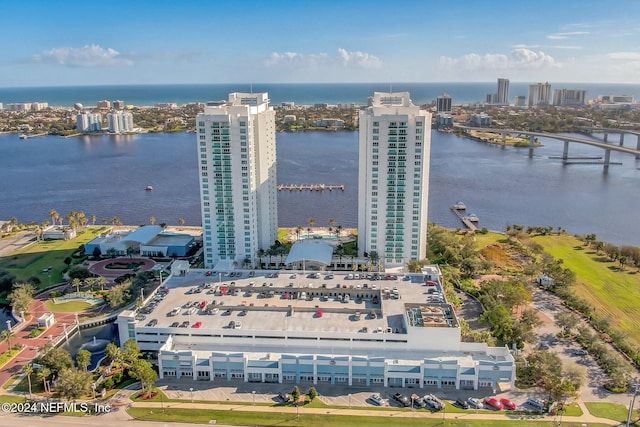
552;89;587;106
496;78;510;105
528;82;551;107
358;92;431;265
113;100;125;109
107;111;134;133
598;95;634;103
76;113;102;132
514;96;527;107
196;93;278;269
436;93;452;113
97;100;111;109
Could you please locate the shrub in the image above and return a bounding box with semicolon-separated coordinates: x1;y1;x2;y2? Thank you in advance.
112;372;123;384
102;377;114;389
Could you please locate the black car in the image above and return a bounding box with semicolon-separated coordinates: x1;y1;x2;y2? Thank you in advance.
278;392;291;403
392;393;411;407
145;319;158;327
170;322;179;327
454;398;470;409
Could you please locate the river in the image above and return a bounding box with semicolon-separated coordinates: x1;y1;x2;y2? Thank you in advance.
0;130;638;246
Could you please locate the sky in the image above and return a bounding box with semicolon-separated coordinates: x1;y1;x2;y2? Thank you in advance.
1;0;639;87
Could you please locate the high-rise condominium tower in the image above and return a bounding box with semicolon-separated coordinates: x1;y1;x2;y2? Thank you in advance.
497;78;510;105
196;93;278;269
358;92;432;266
528;82;551;107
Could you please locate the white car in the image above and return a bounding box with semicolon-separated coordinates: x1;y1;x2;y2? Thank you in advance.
369;394;384;406
467;397;484;409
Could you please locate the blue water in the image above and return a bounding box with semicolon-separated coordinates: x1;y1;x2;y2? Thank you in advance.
0;130;638;246
1;82;639;106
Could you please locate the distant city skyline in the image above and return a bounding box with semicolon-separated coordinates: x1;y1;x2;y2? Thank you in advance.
1;0;639;87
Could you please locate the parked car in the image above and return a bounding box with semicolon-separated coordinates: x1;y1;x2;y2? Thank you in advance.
392;393;411;407
411;394;427;408
369;394;384;406
527;397;545;410
424;394;445;410
179;321;190;328
467;397;484;409
170;322;179;327
192;321;202;328
278;392;291;403
454;399;470;409
483;397;504;410
145;319;158;327
500;398;516;410
573;349;588;356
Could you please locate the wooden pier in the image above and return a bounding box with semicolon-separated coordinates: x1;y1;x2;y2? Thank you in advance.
450;205;478;232
277;184;345;192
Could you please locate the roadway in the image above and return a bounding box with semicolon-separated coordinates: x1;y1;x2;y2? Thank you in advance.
454;125;640;157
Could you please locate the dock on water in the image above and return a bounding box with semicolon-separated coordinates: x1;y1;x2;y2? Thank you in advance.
450;204;478;232
277;184;345;192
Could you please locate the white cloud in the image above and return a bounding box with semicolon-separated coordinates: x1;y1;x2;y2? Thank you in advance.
607;52;640;60
265;48;381;69
439;48;557;70
33;44;133;67
547;31;589;40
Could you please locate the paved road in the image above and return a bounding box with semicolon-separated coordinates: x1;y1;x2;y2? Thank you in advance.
0;231;35;258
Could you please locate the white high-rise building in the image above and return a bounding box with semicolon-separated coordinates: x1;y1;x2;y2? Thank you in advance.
358;92;432;266
196;93;278;269
107;111;134;133
528;82;551;107
496;78;510;105
76;113;102;132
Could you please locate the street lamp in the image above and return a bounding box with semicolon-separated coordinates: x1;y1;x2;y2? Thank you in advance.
627;380;640;427
190;387;194;403
252;390;256;405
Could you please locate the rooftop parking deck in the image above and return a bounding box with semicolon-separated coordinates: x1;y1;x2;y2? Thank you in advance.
134;270;454;335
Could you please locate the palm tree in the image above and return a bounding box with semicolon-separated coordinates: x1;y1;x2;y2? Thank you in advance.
96;276;108;291
1;328;15;350
23;364;33;398
328;218;336;229
256;249;265;269
102;217;109;225
149;216;156;225
34;226;42;241
37;366;51;394
336;225;343;239
49;210;59;226
308;218;316;230
178;218;185;227
295;225;303;241
72;278;82;294
91;214;97;225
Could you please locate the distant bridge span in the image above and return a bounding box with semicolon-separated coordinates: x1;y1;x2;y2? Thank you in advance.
454;125;640;171
574;126;640;147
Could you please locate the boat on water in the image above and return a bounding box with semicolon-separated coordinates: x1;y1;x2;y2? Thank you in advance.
19;134;28;140
452;201;466;210
465;213;479;222
145;185;154;191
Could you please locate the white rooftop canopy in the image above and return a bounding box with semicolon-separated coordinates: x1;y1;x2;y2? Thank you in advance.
285;240;334;266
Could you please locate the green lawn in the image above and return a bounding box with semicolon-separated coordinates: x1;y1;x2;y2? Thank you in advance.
584;402;631;422
474;232;507;248
534;234;640;346
0;395;26;404
128;407;607;427
44;299;93;313
0;226;109;287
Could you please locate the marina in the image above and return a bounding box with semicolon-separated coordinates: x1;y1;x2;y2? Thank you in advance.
277;184;345;192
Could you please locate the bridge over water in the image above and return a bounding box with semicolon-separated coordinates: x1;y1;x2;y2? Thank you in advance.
454;125;640;171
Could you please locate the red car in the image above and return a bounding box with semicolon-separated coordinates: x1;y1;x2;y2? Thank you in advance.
500;398;516;410
193;321;202;328
483;397;504;410
200;300;207;309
